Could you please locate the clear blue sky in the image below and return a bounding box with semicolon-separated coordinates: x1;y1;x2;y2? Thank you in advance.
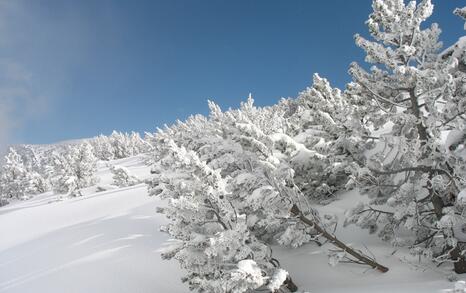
0;0;464;146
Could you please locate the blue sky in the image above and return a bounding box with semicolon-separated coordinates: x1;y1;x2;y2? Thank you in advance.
0;0;464;146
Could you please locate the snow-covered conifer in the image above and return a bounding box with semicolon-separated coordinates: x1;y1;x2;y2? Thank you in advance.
346;0;466;273
0;148;30;201
281;74;366;202
148;97;387;292
110;165;139;187
26;172;49;194
110;131;133;158
90;134;115;161
52;143;98;197
149;135;277;292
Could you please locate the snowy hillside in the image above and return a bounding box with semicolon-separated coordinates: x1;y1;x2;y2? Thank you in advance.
1;1;466;292
0;156;187;293
0;154;460;293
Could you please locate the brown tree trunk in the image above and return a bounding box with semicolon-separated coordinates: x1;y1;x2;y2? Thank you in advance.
408;88;429;144
450;246;466;274
408;89;466;273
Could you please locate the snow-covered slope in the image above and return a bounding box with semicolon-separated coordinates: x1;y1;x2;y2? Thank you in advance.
0;156;187;293
0;155;460;292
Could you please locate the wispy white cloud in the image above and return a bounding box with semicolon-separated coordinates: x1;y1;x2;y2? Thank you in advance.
0;1;56;151
0;0;106;150
0;58;50;151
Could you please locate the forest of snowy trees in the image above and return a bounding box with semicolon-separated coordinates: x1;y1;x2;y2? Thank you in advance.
147;1;466;291
0;131;150;204
1;0;466;292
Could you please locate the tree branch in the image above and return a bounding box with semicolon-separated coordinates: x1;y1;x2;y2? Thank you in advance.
290;205;389;273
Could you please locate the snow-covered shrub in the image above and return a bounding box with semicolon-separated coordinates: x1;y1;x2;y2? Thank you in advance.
108;131;150;159
110;165;139;187
26;172;49;195
110;131;133;158
89;134;115;161
0;148;32;201
149;137;277;292
0;197;8;207
147;97;329;292
51;143;98;197
15;145;41;173
0;147;50;204
89;131;152;160
146;93;381;291
280;74;366;202
345;0;466;273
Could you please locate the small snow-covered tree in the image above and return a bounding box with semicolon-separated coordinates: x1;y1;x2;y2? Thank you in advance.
52;143;98;197
149;136;281;292
110;165;139;187
25;172;49;195
280;74;367;202
51;151;76;196
90;131;150;160
90;134;115;161
70;142;98;190
130;131;152;154
0;148;30;200
346;0;466;273
17;145;41;173
108;131;140;158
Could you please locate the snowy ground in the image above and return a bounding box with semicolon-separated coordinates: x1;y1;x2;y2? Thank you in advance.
0;155;460;292
275;191;454;293
0;156;187;293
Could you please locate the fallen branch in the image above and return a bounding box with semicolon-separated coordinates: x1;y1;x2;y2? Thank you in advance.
290;204;389;273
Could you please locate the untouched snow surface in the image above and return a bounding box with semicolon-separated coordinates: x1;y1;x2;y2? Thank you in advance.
0;155;461;292
0;156;187;293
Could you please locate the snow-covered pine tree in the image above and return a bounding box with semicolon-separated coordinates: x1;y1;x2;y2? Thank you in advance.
280;74;367;202
107;131;149;159
129;131;152;154
346;0;466;273
442;6;466;232
19;145;50;194
90;134;115;161
52;143;98;197
89;131;150;160
16;145;41;173
110;165;139;187
148;97;387;292
149;135;284;292
51;151;76;196
147;100;309;292
108;131;130;159
0;148;31;201
25;171;49;195
71;142;99;190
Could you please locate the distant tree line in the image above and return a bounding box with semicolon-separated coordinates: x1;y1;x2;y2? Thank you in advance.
0;131;151;204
